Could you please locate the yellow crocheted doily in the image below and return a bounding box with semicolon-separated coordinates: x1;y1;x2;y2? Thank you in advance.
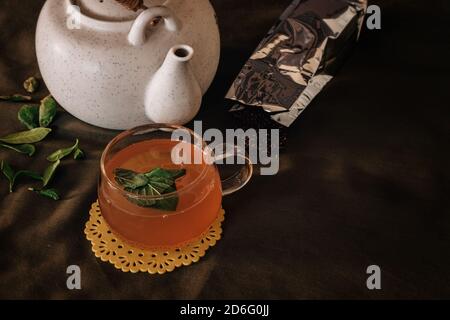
84;201;225;275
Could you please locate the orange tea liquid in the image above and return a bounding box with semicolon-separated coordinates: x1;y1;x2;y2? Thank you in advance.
99;139;222;249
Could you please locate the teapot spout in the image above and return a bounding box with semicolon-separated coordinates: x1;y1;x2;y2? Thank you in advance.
145;45;202;125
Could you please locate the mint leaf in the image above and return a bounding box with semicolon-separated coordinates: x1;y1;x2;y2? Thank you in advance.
13;170;43;192
0;94;32;102
18;105;39;129
0;128;51;145
145;168;186;180
1;160;15;193
114;168;149;189
1;161;42;192
0;142;35;156
47;139;79;162
39;95;57;128
14;170;43;181
42;159;60;187
23;77;39;94
114;167;186;211
28;188;60;201
73;147;84;160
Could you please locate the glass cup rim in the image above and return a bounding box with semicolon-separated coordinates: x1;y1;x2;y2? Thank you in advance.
100;123;212;201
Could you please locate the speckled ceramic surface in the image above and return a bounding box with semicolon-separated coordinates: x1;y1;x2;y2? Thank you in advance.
36;0;220;129
145;45;202;124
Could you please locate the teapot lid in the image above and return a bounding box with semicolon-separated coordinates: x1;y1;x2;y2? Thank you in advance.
114;0;147;11
75;0;166;21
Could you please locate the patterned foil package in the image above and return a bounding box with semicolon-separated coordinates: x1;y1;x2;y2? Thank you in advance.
226;0;367;127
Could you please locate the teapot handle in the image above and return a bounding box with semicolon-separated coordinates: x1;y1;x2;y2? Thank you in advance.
212;144;253;196
221;161;253;196
128;6;181;47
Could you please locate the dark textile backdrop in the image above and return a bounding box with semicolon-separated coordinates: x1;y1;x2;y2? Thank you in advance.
0;0;449;299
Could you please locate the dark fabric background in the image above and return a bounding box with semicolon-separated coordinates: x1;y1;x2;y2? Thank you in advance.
1;0;449;299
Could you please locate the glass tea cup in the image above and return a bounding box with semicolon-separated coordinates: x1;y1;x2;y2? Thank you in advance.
98;124;252;249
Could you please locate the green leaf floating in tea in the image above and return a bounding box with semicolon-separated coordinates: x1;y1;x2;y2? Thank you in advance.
1;161;15;192
114;167;186;211
73;147;85;160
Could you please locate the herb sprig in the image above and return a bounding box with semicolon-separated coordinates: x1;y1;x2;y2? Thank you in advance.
1;160;42;193
0;95;57;155
114;167;186;211
0;77;85;200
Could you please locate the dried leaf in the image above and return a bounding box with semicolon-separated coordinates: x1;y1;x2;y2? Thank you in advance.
39;95;57;128
23;77;40;94
114;167;185;211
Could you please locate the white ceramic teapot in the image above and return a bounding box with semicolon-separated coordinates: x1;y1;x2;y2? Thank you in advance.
36;0;220;129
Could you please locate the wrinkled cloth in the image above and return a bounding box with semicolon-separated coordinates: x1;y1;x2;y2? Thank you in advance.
1;0;450;299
